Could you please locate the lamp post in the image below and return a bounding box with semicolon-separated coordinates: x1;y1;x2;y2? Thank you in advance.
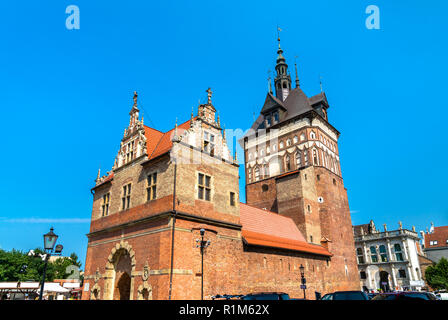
299;264;307;300
196;228;210;300
39;227;63;300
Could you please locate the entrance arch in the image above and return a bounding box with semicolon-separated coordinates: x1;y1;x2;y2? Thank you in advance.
104;241;136;300
379;271;390;292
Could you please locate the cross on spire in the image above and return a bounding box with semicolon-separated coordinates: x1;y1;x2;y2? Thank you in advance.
206;88;213;104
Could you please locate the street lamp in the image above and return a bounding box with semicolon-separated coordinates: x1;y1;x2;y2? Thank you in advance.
39;227;63;300
299;264;307;300
196;228;210;300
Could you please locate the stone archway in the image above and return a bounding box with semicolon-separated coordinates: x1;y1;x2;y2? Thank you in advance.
104;241;136;300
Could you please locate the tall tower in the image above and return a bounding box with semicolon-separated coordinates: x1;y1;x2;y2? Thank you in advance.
242;39;359;291
274;38;292;101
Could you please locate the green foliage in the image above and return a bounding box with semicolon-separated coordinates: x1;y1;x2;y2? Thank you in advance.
0;248;82;282
52;253;82;279
425;257;448;291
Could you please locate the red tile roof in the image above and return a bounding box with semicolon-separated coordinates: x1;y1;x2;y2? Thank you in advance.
239;203;332;257
425;226;448;248
144;118;195;161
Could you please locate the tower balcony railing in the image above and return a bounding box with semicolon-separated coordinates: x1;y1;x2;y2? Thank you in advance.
354;229;419;242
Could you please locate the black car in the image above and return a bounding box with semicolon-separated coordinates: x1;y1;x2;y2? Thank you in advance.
321;293;334;300
241;292;291;300
331;291;369;300
371;292;438;301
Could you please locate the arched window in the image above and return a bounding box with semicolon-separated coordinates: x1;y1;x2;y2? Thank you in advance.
300;133;306;141
263;164;269;178
279;141;284;149
379;245;388;262
295;151;302;168
286;139;291;146
285;154;291;171
254;167;260;181
293;136;298;144
310;131;316;139
313;149;319;165
370;246;378;263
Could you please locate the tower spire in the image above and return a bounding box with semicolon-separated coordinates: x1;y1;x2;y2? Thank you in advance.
274;27;291;101
294;56;300;88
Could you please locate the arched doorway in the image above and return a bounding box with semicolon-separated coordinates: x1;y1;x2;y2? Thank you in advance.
112;249;132;300
379;271;390;292
115;272;131;300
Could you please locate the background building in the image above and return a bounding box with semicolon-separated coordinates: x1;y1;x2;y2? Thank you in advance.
353;220;425;292
421;223;448;263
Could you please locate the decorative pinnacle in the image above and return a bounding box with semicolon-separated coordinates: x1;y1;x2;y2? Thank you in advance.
133;91;138;107
96;167;101;181
206;88;212;104
277;26;282;49
294;56;300;88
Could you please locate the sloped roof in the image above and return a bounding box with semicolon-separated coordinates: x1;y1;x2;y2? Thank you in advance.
425;226;448;249
281;87;314;122
260;92;286;114
239;203;332;256
145;118;195;161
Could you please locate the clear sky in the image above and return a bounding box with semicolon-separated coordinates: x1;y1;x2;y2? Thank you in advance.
0;0;447;268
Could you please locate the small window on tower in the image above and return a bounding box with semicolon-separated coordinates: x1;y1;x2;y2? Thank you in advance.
273;112;279;123
230;192;235;206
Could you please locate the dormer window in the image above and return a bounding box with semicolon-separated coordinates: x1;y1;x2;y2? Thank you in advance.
273;112;279;124
266;115;272;127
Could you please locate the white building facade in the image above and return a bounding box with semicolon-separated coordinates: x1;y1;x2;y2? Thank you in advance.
353;221;425;292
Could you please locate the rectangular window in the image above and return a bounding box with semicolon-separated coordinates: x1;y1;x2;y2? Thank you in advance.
396;253;404;262
198;173;211;201
230;192;235;206
102;193;110;217
399;270;406;278
122;183;131;210
146;172;157;201
203;132;215;157
360;271;367;280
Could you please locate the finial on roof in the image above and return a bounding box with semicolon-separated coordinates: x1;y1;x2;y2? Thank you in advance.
294;56;300;88
319;75;324;93
383;224;387;232
206;88;212;104
399;221;403;230
277;26;282;49
96;167;101;181
412;226;416;232
268;70;273;93
217;111;220;126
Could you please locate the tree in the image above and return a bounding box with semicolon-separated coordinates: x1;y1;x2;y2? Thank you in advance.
425;257;448;291
52;253;82;279
0;248;56;282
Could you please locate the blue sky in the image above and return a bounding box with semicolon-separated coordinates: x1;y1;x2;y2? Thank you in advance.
0;0;447;268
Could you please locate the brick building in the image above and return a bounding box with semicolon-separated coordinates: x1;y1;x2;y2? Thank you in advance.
82;41;360;300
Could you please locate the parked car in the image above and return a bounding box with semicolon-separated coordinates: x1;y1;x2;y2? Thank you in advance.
320;293;334;300
241;292;291;300
332;291;369;300
371;291;438;300
367;293;378;300
434;291;448;300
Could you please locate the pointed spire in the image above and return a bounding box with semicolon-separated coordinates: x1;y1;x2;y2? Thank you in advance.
96;167;101;181
294;56;300;88
217;111;220;126
319;75;323;93
268;70;273;93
